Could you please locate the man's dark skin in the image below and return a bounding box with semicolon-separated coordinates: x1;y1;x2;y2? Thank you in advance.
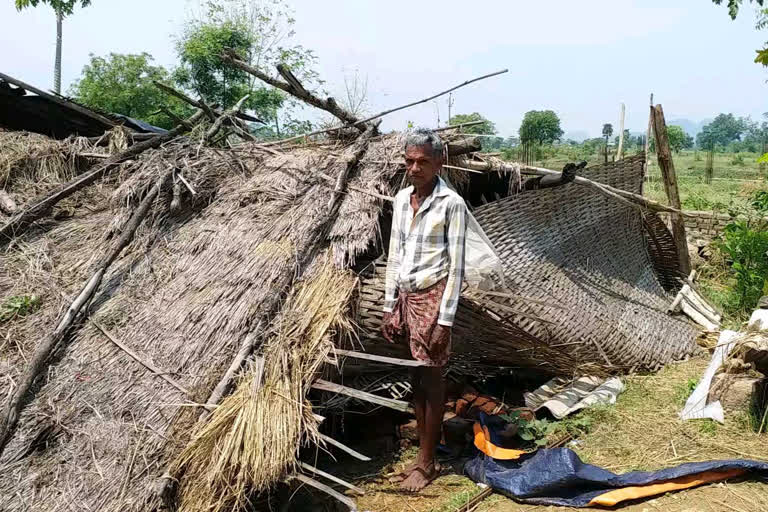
382;148;583;492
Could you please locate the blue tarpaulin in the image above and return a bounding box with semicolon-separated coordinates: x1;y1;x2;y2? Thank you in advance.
464;414;768;507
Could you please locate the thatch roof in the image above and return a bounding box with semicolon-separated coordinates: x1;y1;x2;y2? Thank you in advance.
0;123;697;511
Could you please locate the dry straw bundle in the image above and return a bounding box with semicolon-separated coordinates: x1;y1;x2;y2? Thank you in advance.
172;256;357;512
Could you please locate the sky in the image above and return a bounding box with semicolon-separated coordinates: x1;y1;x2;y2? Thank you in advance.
1;0;767;138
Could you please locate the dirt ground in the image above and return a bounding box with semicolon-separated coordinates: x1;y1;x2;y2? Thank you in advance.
337;356;768;512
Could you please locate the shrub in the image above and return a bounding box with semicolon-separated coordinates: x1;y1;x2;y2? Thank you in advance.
0;295;41;323
752;190;768;212
716;219;768;313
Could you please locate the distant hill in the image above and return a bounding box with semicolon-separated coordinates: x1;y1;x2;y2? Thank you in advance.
563;130;590;142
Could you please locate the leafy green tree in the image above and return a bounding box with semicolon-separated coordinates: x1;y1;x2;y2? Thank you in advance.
696;113;747;150
69;53;191;130
174;0;321;136
665;125;692;153
712;0;767;66
14;0;92;93
448;112;496;135
601;123;613;144
519;110;563;145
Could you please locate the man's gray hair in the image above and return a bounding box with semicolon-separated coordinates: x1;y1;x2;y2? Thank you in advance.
404;128;444;158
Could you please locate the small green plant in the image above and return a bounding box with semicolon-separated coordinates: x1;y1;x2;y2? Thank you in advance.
675;378;699;404
697;419;718;436
501;411;557;447
716;219;768;314
731;154;745;166
0;295;41;323
751;190;768;212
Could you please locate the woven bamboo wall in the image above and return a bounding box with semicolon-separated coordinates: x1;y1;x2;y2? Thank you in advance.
356;154;698;375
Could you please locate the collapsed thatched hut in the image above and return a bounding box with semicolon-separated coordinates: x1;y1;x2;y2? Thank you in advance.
0;67;700;511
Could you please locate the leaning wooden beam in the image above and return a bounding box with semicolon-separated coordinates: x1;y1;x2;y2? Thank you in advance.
298;462;365;495
446;137;482;156
455;159;697;217
0;169;174;457
0;110;206;244
221;51;363;130
291;473;358;511
91;320;210;406
652;104;692;275
318;433;371;461
153;81;261;124
333;348;426;367
311;379;410;412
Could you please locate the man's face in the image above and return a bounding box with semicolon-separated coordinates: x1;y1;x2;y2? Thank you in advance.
405;144;442;190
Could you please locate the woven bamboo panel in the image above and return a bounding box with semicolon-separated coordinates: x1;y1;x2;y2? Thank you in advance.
471;153;697;372
356;154;697;376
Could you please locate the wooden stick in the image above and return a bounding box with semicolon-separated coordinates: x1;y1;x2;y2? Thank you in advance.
434;120;486;132
652;104;691;274
615;102;625;160
312;379;410;412
327;121;381;210
298;461;365;495
443;164;484;174
455;486;493;512
317;433;371;461
91;320;201;400
333;348;426;367
0;110;205;244
199;331;263;421
0;169;174;456
261;69;507;147
291;473;358;511
153;81;260;124
221;53;362;130
455;159;697;217
345;69;508;130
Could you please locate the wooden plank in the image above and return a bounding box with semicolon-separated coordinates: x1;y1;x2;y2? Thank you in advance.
0;71;115;129
299;462;365;495
291;473;358;511
651;104;691;275
312;379;411;412
317;433;371;462
333;348;426;367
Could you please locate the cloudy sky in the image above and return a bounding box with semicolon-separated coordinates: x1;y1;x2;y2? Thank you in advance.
1;0;766;137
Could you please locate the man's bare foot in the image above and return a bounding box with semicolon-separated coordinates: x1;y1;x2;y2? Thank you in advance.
400;462;439;492
388;461;441;483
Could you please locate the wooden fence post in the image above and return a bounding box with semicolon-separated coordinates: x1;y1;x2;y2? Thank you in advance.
651;104;692;275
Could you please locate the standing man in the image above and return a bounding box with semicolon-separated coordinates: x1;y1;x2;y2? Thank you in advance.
381;128;466;492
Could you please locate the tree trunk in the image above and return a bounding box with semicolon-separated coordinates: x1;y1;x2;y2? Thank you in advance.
54;9;62;95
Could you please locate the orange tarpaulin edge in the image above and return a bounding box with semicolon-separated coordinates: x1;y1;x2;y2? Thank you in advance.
588;468;747;506
473;422;527;461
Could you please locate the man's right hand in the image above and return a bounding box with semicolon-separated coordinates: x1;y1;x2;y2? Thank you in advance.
381;312;396;343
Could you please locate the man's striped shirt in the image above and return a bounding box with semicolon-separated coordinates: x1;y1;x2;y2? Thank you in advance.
383;176;467;327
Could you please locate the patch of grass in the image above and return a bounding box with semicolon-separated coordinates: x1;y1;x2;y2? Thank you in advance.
0;294;41;323
674;378;699;405
431;484;487;512
697;419;719;436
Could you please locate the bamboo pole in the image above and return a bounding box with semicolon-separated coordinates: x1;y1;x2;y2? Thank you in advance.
615;103;625;160
651;104;691;275
454;159;697;217
259;68;507;147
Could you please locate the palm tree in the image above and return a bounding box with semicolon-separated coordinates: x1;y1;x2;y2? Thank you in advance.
15;1;92;94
